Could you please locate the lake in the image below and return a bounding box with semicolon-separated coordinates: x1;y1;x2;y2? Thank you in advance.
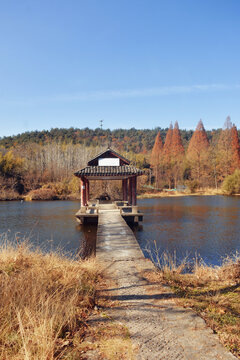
0;196;239;266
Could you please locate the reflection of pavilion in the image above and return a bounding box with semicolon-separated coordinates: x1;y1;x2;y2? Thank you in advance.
74;148;144;224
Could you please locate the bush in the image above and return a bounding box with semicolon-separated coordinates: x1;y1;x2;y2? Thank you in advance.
187;180;199;193
222;169;240;195
25;188;58;200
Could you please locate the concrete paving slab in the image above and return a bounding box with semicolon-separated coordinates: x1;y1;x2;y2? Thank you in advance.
96;211;236;360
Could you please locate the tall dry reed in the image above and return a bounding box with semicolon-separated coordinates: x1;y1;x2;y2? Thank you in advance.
0;240;101;360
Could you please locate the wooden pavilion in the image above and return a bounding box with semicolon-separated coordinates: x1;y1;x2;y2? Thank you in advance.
74;148;144;206
74;148;144;223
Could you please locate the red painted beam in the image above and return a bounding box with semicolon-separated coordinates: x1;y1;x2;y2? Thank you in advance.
122;179;128;201
132;176;137;205
128;177;132;205
80;178;87;206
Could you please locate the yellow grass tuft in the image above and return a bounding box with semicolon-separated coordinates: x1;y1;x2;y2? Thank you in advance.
0;241;102;360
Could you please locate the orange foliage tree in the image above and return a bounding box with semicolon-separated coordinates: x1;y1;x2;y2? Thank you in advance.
150;132;163;187
187;120;210;187
162;122;184;188
170;121;185;188
162;123;173;188
217;117;240;181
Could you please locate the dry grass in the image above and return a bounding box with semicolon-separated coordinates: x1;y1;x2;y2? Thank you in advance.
76;320;135;360
0;240;102;360
0;189;22;200
151;251;240;358
138;188;224;199
24;188;58;201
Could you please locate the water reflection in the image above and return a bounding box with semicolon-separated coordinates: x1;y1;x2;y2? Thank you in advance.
0;201;95;257
136;196;240;266
0;197;239;266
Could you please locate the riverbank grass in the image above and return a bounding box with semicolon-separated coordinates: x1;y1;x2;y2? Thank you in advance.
150;253;240;358
0;241;133;359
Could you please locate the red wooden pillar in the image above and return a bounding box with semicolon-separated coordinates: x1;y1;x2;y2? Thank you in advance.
131;176;137;205
85;179;89;203
122;179;128;201
128;177;132;205
80;177;87;206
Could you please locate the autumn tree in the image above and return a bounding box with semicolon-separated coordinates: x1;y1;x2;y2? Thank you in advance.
187;120;210;187
230;124;240;168
150;132;163;187
162;123;173;188
217;117;240;182
162;122;185;188
171;121;185;188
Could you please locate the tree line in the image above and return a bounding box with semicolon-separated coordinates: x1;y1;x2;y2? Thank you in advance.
0;126;225;153
0;118;239;198
150;117;240;190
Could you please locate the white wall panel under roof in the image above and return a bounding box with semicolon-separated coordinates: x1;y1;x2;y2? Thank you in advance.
98;158;120;166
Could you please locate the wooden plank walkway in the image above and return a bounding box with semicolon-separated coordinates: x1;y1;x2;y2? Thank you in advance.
97;206;143;262
95;208;236;360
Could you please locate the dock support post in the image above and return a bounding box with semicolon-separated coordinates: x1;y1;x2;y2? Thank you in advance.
128;177;132;205
132;176;137;205
81;178;87;206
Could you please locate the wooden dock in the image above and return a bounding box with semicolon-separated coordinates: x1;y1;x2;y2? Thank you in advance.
75;201;143;225
96;204;143;261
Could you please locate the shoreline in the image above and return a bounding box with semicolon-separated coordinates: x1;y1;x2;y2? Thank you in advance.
138;189;224;198
1;189;240;201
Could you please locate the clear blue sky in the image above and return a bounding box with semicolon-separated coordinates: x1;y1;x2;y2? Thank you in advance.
0;0;240;136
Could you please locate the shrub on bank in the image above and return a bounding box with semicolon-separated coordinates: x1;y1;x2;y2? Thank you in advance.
222;169;240;195
25;188;58;200
0;189;22;200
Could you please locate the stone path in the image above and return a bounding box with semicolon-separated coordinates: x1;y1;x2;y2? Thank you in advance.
95;211;236;360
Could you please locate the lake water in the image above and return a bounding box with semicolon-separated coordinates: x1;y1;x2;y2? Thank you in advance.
136;196;240;266
0;197;239;266
0;201;97;258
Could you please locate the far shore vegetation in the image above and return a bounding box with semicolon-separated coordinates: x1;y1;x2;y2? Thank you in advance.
1;117;240;200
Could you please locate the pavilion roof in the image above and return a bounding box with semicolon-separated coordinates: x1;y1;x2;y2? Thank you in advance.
87;148;130;166
74;165;144;179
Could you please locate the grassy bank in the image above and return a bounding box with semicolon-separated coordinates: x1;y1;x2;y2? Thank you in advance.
144;253;240;358
138;188;225;199
0;242;133;359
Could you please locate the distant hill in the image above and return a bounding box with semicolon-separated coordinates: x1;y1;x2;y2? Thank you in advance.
0;127;220;153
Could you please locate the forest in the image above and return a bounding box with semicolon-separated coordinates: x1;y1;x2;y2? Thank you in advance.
0;116;239;200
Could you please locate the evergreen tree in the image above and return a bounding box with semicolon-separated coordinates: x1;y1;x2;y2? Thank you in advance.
163;123;173;160
171;122;185;188
150;131;163;167
217;117;240;181
187;120;210;187
171;121;185;157
150;131;163;187
163;123;173;188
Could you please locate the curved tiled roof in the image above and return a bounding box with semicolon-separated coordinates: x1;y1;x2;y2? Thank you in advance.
74;165;144;178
